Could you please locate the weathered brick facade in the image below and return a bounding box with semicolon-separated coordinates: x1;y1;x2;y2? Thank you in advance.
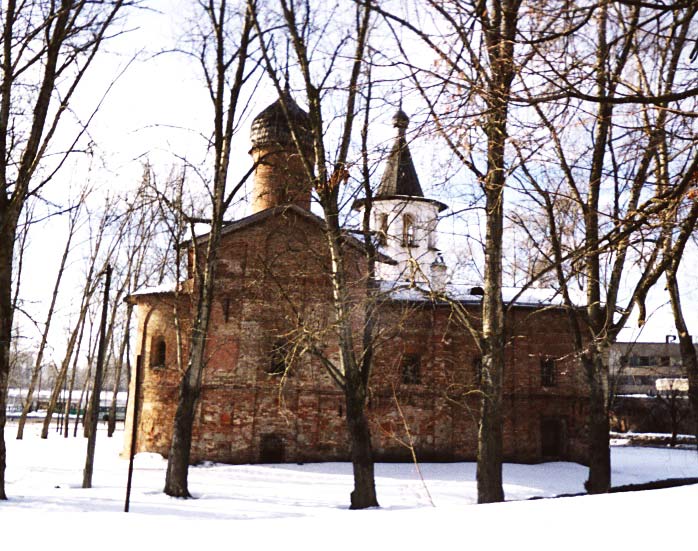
124;95;589;466
124;206;590;466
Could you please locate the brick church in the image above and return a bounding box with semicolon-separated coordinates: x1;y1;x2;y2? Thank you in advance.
124;94;590;465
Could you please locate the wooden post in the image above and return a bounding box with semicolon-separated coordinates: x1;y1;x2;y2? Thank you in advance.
82;265;111;489
124;326;139;512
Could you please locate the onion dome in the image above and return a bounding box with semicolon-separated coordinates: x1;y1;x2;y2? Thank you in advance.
250;92;312;152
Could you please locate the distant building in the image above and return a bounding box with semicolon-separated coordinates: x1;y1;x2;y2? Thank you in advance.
609;341;693;434
609;340;692;396
124;96;590;465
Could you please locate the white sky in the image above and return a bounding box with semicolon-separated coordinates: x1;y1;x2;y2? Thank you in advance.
13;0;698;365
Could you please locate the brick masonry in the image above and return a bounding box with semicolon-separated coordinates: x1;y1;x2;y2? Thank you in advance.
124;207;590;466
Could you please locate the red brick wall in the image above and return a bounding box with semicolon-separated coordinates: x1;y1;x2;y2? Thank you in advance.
125;211;589;465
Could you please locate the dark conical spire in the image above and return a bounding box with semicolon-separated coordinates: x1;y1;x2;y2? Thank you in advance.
376;109;424;198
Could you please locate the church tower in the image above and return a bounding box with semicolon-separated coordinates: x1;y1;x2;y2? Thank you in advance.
354;109;448;285
249;92;313;213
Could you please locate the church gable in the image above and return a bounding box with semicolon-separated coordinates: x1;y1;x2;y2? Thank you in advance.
201;205;367;299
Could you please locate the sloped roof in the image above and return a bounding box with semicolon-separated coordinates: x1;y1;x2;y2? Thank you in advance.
376;110;424;198
353;110;447;212
378;280;580;309
186;204;395;264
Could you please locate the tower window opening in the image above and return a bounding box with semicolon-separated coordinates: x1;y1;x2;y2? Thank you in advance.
402;214;417;247
427;219;437;249
223;298;231;322
377;213;388;246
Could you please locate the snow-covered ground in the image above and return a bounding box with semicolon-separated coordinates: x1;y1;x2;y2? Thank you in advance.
2;422;697;550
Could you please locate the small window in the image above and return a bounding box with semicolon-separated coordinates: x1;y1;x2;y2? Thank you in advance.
402;214;416;247
377;213;388;246
473;356;483;385
187;248;195;278
541;356;556;387
401;354;421;384
222;298;231;323
151;337;166;368
268;339;289;376
427;219;437;249
660;356;670;367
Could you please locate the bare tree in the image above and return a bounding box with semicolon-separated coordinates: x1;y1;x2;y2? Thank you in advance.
16;198;83;439
163;0;258;498
251;0;378;508
646;192;698;446
514;2;698;492
374;0;569;503
0;0;129;499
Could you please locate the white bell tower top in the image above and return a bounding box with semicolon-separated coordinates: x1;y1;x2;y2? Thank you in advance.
354;110;448;286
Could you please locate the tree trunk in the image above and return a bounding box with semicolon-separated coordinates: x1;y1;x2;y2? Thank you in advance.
477;342;504;503
666;268;698;446
40;365;68;439
164;374;200;498
473;0;518;504
83;265;111;489
345;380;378;509
16;213;73;439
477;164;506;503
74;361;92;438
583;351;611;494
41;301;94;439
63;309;87;438
0;221;17;499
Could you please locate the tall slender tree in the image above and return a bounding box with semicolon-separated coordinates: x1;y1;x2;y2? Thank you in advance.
251;0;378;509
0;0;129;500
513;2;698;492
374;0;573;503
164;0;258;498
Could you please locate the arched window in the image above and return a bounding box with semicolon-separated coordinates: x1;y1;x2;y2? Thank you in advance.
151;337;166;368
427;219;437;249
402;214;416;247
541;356;556;387
377;213;388;246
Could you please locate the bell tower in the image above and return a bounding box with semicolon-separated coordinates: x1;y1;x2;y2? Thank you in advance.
354;109;448;285
249;92;313;213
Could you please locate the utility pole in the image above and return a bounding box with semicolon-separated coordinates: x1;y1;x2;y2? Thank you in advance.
82;265;111;489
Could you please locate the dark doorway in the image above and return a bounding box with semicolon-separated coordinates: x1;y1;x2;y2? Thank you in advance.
259;433;285;463
540;417;566;459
